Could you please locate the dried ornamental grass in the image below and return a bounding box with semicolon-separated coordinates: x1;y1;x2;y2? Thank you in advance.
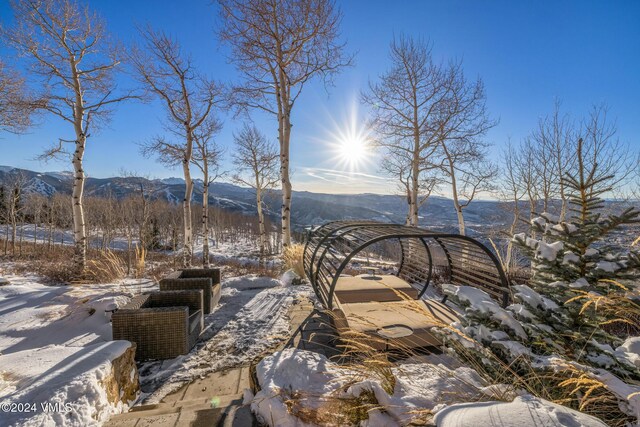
83;249;127;283
282;244;306;279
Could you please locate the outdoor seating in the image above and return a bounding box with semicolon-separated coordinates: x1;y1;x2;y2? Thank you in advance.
333;274;419;303
332;299;459;350
304;220;511;350
160;268;221;314
112;290;204;361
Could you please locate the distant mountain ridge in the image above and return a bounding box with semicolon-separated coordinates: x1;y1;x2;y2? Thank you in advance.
0;165;512;233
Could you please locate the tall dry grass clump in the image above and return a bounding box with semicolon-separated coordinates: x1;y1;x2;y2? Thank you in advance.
83;249;127;283
282;244;306;279
566;280;640;337
440;321;638;427
134;245;146;278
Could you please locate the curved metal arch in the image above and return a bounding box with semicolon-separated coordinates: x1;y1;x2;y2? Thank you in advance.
304;221;511;310
414;238;433;299
308;222;399;298
396;236;432;296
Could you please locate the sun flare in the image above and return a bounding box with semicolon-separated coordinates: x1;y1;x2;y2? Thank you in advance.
324;103;374;171
337;136;369;167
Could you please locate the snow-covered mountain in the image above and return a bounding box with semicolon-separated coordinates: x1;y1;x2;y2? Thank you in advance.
0;166;512;231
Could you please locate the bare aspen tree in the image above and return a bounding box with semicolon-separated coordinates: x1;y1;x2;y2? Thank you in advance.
575;105;635;196
133;27;224;267
500;142;526;271
231;124;279;261
0;60;33;133
522;101;575;219
439;142;497;236
217;0;352;247
512;139;541;233
25;193;47;250
380;144;440;226
436;61;496;235
362;36;447;227
5;172;27;256
191;117;224;268
539;101;575;219
3;0;132;272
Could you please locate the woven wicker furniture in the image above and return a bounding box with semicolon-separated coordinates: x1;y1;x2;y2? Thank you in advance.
112;290;204;361
159;268;221;314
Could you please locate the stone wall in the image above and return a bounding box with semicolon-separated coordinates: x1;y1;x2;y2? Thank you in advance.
102;343;139;406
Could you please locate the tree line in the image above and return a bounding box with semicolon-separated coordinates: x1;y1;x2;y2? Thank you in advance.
0;174;279;268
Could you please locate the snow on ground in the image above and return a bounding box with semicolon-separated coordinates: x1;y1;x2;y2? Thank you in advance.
0;273;153;426
138;275;313;403
251;348;609;427
433;395;607;427
0;224;131;251
251;347;486;426
191;234;283;268
0;225;282;269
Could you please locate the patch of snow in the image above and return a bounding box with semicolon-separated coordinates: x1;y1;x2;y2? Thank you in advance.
252;348;487;426
591;368;640;421
617;337;640;355
562;251;580;265
615;337;640;369
442;284;527;340
513;284;559;310
569;277;589;289
490;330;510;341
541;212;560;223
280;269;299;287
585;248;599;257
531;217;546;227
492;340;532;358
0;342;133;427
434;394;607;427
551;223;578;234
595;260;620;273
0;275;145;426
156;177;185;185
537;241;563;261
507;303;535;320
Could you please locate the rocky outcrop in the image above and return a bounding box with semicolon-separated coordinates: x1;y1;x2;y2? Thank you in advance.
102;343;139;406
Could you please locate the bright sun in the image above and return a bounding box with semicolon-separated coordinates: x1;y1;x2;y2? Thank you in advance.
337;136;369;167
327;114;373;170
319;101;374;172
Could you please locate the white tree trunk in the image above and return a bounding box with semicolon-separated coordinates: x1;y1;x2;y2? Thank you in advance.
202;178;210;268
71;59;87;274
448;159;466;236
71;136;87;272
182;137;194;268
280;114;292;247
256;186;267;262
410;147;420;227
504;202;520;272
276;45;292;249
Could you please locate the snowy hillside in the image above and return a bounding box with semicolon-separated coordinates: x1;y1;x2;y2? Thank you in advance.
0;166;512;230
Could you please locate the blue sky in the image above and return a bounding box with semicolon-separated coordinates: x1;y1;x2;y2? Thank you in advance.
1;0;639;196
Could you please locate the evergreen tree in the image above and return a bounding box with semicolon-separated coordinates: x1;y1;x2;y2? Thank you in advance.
444;136;639;386
514;137;639;317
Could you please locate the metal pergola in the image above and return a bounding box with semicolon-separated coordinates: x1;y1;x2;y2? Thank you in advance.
303;220;511;310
